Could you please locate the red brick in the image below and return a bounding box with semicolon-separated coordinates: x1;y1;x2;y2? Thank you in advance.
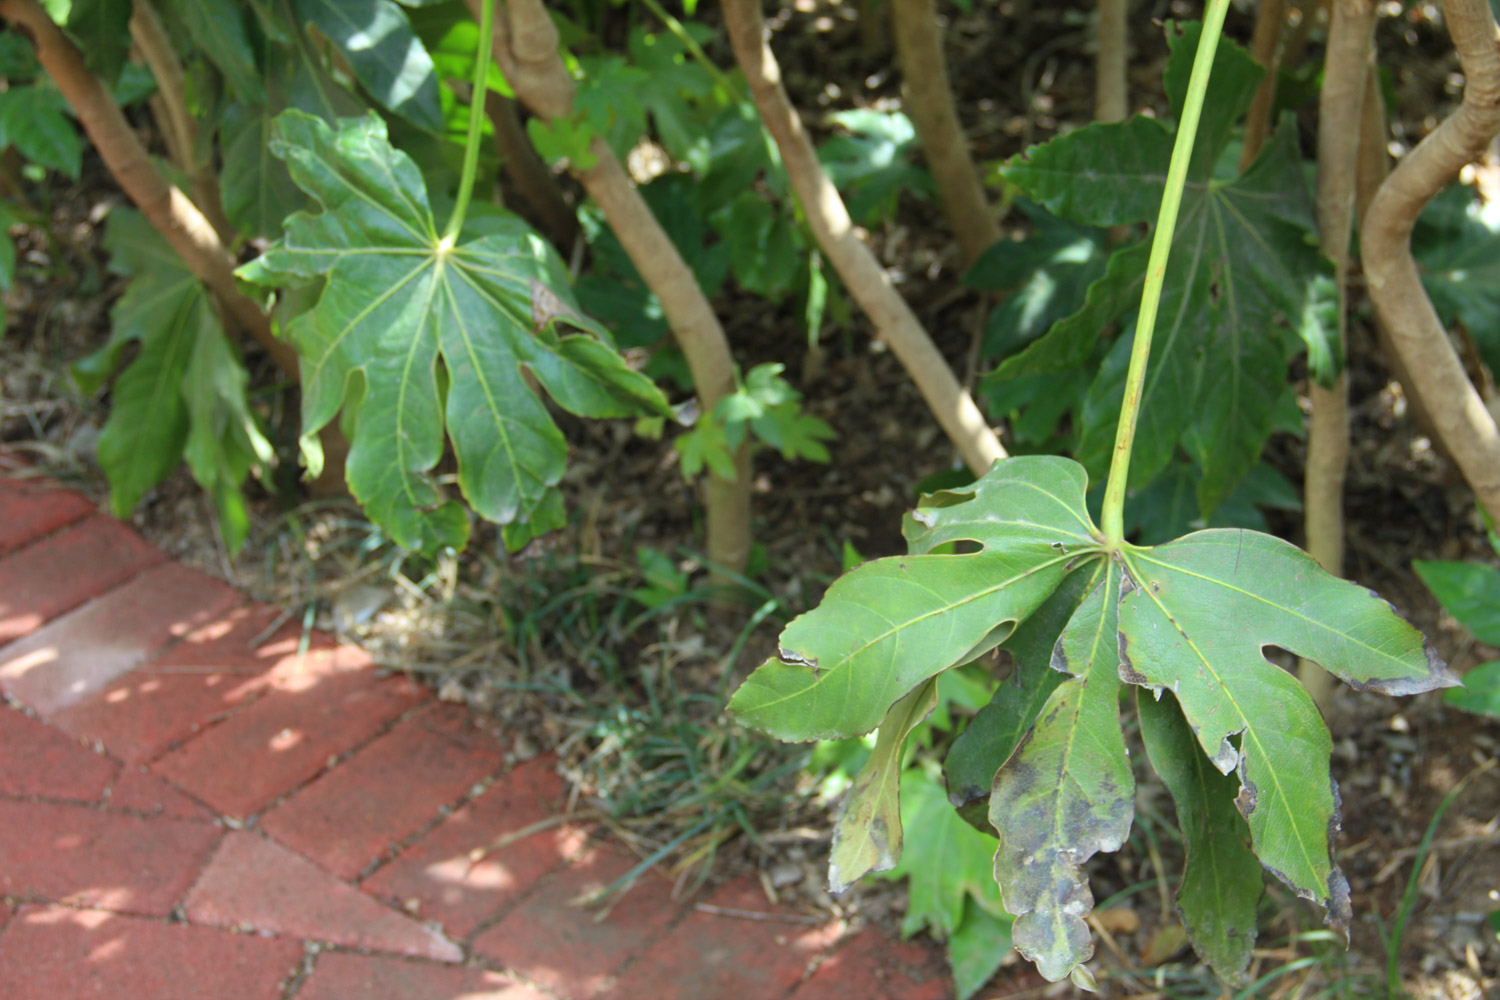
0;481;93;557
362;755;587;936
296;951;549;1000
261;704;507;880
0;704;118;800
473;843;685;996
0;515;163;643
184;832;461;961
0;799;221;915
0;563;240;714
790;930;951;1000
105;766;216;822
0;903;301;999
54;605;339;764
607;879;841;1000
153;654;424;819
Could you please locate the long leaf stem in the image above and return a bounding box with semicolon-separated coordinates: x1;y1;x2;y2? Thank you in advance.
443;0;495;243
1099;0;1232;544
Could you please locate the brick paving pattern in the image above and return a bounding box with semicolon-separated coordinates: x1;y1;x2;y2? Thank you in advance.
0;461;982;998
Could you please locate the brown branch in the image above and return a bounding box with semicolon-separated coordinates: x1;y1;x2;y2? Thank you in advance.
472;0;751;574
1095;0;1129;123
1241;0;1286;168
484;91;578;252
891;0;1000;267
0;0;297;378
722;0;1006;474
1361;0;1500;523
1301;0;1375;711
128;0;234;244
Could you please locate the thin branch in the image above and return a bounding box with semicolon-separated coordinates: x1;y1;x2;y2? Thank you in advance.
1096;0;1129;123
1241;0;1286;168
722;0;1006;475
0;0;296;378
471;0;752;574
128;0;234;243
1301;0;1375;712
891;0;1001;266
1361;0;1500;523
484;92;578;252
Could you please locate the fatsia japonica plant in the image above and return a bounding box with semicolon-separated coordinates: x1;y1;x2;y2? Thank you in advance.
728;2;1455;988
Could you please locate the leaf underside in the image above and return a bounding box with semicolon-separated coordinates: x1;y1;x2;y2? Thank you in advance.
728;457;1099;742
732;452;1454;988
990;559;1133;982
242;111;668;554
1138;688;1262;983
996;24;1336;515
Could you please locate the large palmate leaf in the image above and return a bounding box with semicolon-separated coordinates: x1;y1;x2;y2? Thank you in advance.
241;111;669;554
990;560;1132;984
995;23;1335;515
732;454;1453;987
728;457;1099;741
1117;530;1453;921
76;210;269;548
1138;688;1261;983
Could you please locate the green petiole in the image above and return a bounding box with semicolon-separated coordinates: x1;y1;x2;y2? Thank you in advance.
441;0;496;244
1099;0;1232;545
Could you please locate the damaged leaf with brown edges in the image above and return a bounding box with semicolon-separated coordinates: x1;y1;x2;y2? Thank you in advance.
989;559;1132;984
829;678;939;892
1138;687;1262;983
1116;530;1456;931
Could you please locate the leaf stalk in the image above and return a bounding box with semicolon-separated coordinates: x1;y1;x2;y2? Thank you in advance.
443;0;496;243
1099;0;1232;544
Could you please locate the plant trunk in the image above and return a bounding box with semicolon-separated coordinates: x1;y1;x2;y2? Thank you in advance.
1095;0;1128;123
1361;0;1500;524
471;0;751;576
1301;0;1375;712
484;92;579;253
1;0;353;496
1240;0;1285;168
0;0;295;375
891;0;1000;268
722;0;1006;475
129;0;234;244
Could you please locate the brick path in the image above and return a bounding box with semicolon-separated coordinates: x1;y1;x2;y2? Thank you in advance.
0;464;969;999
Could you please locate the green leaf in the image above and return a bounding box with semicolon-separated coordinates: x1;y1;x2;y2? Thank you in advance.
243;111;669;554
999;24;1333;514
818;109;934;223
1117;530;1455;926
0;203;17;295
829;678;938;892
729;457;1099;742
220;107;306;239
673;417;737;481
65;0;132;85
1414;559;1500;646
0;87;82;178
942;565;1099;829
1414;183;1500;378
990;560;1132;982
948;898;1015;1000
1444;660;1500;719
295;0;443;132
1138;688;1262;984
881;766;1007;939
160;0;266;104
